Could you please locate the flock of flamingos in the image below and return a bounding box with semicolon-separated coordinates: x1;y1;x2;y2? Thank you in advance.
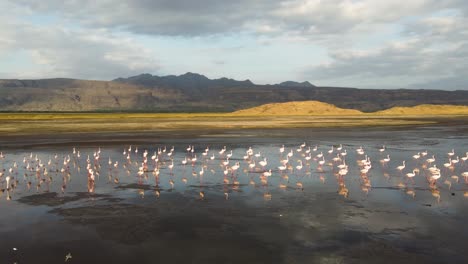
0;143;468;203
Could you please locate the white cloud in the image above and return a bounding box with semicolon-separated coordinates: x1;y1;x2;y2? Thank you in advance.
8;0;460;38
302;32;468;89
0;19;160;80
11;0;277;36
2;0;468;89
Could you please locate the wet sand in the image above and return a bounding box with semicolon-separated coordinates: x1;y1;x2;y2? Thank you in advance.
0;123;467;263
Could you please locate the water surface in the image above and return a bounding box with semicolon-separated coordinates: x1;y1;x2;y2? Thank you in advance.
0;125;467;263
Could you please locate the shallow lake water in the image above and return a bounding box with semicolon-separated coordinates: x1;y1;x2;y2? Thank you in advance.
0;125;467;263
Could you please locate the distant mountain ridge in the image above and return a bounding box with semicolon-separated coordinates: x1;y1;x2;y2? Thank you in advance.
278;81;315;87
0;72;467;112
114;72;254;90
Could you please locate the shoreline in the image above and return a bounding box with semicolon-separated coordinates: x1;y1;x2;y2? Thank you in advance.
0;118;466;149
1;113;467;137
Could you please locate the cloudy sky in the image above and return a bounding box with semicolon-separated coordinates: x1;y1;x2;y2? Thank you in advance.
1;0;467;89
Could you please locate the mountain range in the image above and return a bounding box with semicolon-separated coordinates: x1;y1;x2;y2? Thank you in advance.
0;72;467;112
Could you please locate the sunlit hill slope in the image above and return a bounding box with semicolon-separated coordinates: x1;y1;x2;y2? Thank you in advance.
374;104;468;115
232;101;468;115
232;101;363;115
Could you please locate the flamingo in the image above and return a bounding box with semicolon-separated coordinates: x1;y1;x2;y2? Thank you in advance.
444;179;452;190
296;182;303;190
406;189;416;198
461;152;468;162
246;147;254;156
332;154;341;162
430;172;441;182
426;155;435;165
340;149;347;157
249;161;256;170
358;154;368;164
296;160;303;171
169;179;175;189
65;253;72;262
406;169;417;179
337;160;347;169
168;160;174;173
461;172;468;181
279;145;285;153
356;146;365;155
219;146;226;155
428;165;440;174
431;189;441;203
278;164;287;172
360;166;370;174
443;159;452;169
462;152;468;162
280;156;289;165
230;162;240;174
396;161;406;171
381;154;390;163
318;157;325;166
379;145;386;153
448;149;455;157
5;176;11;190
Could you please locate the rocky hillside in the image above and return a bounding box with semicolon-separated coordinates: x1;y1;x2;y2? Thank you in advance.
0;78;189;112
0;73;467;112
